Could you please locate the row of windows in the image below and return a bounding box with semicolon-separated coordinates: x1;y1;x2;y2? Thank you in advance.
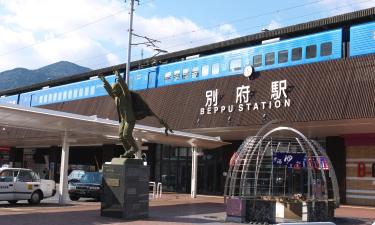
163;59;244;81
37;86;96;104
162;42;333;81
0;99;17;104
254;42;332;67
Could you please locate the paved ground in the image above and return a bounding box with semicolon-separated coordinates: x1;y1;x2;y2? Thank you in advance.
0;194;374;225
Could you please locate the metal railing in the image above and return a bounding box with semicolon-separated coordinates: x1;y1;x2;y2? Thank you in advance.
149;181;162;199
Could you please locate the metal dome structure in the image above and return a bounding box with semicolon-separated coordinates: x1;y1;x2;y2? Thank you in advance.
225;126;339;223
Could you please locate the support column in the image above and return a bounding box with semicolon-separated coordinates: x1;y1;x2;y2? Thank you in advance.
58;131;70;204
9;147;16;168
50;146;60;183
191;147;198;198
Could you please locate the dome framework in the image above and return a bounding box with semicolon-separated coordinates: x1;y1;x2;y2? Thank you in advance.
224;126;340;223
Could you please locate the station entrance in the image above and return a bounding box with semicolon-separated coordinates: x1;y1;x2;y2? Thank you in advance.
0;103;228;204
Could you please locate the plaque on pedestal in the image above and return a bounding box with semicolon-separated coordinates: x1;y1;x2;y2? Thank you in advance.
101;158;149;219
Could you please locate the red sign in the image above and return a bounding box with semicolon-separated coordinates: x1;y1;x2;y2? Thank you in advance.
0;146;10;152
358;162;366;177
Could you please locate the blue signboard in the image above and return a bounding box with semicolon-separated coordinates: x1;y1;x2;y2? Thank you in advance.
273;152;306;168
273;153;329;170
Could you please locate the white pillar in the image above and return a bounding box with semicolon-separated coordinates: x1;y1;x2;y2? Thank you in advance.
191;147;199;198
58;131;70;204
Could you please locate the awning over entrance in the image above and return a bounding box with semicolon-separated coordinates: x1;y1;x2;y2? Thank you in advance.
0;102;229;204
0;103;229;149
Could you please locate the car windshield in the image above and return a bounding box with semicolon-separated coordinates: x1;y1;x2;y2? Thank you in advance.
79;172;102;184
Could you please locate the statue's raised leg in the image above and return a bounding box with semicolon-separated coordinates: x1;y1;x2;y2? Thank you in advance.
120;121;139;158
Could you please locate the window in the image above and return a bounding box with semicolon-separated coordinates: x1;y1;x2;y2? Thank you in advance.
253;54;262;67
31;172;40;182
202;65;209;76
58;92;63;100
212;63;220;75
73;89;78;98
48;94;52;102
90;86;95;95
43;95;48;103
0;170;14;182
229;59;242;71
265;52;275;65
192;67;199;78
17;170;33;182
173;70;180;80
39;96;43;104
68;90;73;99
292;48;302;61
278;50;288;63
84;87;89;96
306;45;317;59
182;69;189;79
164;72;171;81
53;93;57;102
78;89;83;97
63;91;67;100
320;42;332;56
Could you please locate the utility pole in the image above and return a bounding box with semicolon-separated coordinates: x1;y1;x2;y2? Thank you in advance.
125;0;137;84
124;0;167;84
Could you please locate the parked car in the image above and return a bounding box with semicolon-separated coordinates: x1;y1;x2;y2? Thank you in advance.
68;172;102;201
0;168;56;204
68;169;85;183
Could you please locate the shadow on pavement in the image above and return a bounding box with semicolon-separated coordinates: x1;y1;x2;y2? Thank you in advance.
334;217;374;225
0;202;74;208
0;202;225;225
1;200;372;225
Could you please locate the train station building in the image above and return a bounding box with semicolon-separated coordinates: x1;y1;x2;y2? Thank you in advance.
0;8;374;206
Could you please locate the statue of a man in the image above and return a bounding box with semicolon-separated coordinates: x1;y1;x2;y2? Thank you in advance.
99;71;172;158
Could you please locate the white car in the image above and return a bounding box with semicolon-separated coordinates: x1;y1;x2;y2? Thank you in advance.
0;168;56;204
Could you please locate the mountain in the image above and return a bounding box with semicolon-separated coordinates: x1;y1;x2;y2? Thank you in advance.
0;61;92;92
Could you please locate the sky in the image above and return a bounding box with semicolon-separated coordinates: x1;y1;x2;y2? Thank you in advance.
0;0;374;72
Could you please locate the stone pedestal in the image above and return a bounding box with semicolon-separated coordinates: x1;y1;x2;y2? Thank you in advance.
302;201;335;222
226;197;247;223
246;200;276;224
101;158;149;219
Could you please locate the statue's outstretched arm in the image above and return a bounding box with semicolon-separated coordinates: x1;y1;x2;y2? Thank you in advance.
152;113;174;136
114;70;131;97
99;74;115;99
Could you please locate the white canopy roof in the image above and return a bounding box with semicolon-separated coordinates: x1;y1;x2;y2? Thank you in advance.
0;103;229;149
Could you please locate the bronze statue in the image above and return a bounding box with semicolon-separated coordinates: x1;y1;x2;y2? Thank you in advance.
99;71;173;158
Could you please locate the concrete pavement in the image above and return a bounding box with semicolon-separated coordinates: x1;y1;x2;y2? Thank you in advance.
0;194;374;225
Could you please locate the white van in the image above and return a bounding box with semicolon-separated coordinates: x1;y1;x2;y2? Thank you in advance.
0;168;56;204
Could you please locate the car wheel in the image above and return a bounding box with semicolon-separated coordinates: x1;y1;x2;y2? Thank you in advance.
8;200;18;204
69;195;79;201
28;191;42;204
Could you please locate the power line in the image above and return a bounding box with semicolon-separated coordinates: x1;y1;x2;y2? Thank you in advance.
156;0;329;41
88;0;375;68
8;0;370;71
80;0;372;70
140;0;374;57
